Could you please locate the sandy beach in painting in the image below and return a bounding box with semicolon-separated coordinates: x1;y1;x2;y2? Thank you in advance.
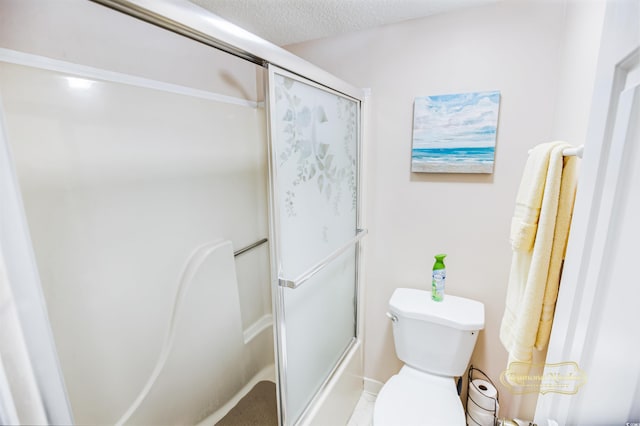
411;159;494;174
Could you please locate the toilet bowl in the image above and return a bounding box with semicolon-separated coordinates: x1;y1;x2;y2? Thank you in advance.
373;288;485;426
374;366;465;425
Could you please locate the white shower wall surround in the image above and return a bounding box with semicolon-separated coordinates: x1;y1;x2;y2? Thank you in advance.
118;239;247;425
0;57;272;424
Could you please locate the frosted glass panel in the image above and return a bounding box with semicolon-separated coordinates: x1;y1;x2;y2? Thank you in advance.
269;68;360;424
273;73;358;279
0;61;270;425
283;247;356;422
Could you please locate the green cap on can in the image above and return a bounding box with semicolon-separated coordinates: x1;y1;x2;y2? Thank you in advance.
433;254;446;270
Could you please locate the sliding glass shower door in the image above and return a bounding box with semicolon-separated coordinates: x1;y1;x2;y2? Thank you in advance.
267;66;364;425
0;2;273;422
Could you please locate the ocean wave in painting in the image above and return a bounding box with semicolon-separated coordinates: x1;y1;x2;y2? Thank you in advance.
412;147;495;163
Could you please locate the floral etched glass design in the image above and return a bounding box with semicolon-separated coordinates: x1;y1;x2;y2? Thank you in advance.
273;74;358;279
270;70;360;424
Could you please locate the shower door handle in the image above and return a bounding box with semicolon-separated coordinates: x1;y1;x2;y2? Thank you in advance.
278;228;368;289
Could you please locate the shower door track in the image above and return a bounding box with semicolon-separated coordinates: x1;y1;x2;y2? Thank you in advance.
91;0;365;101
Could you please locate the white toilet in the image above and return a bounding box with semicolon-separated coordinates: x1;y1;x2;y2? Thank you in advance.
373;288;485;426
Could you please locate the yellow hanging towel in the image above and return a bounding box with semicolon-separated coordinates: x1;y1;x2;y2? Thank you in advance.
500;141;578;373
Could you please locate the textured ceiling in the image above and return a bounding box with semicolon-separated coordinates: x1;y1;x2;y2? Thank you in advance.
188;0;498;46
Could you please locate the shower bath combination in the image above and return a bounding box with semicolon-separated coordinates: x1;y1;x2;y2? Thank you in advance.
0;1;366;425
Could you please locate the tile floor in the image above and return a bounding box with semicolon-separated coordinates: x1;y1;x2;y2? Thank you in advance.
346;391;377;426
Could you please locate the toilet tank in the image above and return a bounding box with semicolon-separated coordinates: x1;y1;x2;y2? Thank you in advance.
388;288;485;377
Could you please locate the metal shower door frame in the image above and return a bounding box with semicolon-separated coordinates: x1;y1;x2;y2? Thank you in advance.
264;64;365;425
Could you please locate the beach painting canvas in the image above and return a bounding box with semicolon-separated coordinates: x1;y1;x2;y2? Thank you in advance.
411;91;500;173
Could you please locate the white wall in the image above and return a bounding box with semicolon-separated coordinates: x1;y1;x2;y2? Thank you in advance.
551;0;606;145
287;0;603;418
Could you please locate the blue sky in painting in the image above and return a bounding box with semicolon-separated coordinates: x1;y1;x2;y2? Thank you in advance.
413;91;500;149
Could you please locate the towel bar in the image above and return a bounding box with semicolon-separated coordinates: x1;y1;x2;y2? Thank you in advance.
527;144;584;158
562;145;584;158
279;228;368;289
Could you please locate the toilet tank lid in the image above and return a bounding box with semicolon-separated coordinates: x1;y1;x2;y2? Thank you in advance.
389;288;485;330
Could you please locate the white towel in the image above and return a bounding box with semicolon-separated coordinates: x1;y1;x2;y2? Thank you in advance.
535;152;578;350
509;142;562;251
500;142;578;373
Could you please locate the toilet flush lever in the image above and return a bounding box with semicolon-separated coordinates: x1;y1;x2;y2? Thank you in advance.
386;312;398;322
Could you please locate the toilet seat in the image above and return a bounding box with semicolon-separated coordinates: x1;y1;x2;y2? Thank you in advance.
373;366;465;426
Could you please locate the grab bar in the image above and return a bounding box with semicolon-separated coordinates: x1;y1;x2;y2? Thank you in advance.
279;228;368;289
234;238;268;257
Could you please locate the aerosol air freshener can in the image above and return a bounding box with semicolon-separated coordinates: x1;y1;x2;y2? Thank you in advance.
432;254;447;302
